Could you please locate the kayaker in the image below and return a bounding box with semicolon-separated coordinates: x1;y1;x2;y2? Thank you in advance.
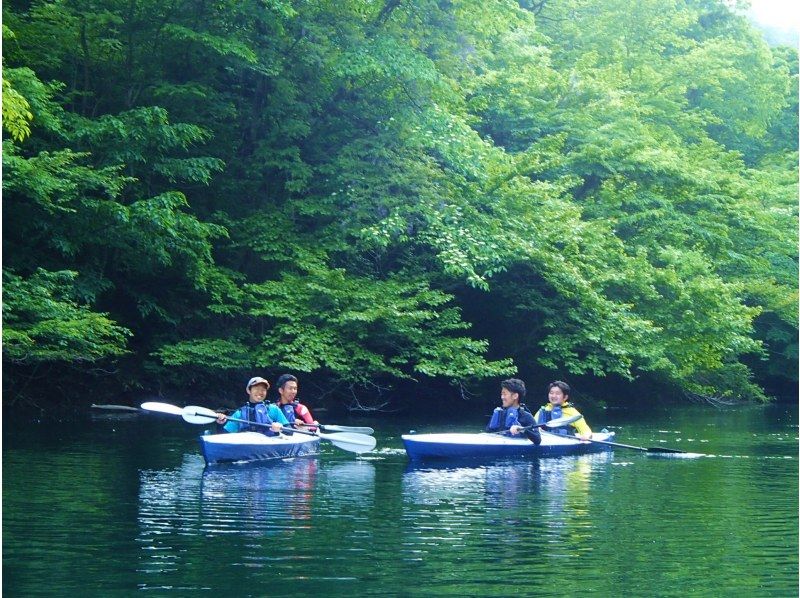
215;376;289;435
534;380;592;440
274;374;319;431
486;378;541;445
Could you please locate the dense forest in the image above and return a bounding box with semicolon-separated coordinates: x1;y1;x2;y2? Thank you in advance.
3;0;797;411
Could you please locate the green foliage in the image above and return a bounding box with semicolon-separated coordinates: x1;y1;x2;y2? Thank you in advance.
242;268;514;382
2;75;34;141
3;269;130;363
155;339;251;370
2;0;796;405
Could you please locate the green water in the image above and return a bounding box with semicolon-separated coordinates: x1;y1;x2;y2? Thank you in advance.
3;404;797;596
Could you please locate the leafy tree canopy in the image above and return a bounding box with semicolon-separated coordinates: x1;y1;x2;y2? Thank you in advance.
3;0;796;407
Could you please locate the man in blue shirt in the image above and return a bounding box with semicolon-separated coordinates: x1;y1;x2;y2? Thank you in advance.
215;376;289;434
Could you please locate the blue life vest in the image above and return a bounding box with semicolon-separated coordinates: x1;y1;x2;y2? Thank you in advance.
277;401;297;424
239;402;277;435
540;404;567;435
487;406;523;433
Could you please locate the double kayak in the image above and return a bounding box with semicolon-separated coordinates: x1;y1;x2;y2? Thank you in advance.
402;430;616;461
199;431;321;465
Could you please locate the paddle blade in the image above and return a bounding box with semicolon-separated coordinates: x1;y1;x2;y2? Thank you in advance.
646;446;688;454
544;414;582;428
319;424;375;435
321;432;377;454
141;402;185;416
182;405;220;425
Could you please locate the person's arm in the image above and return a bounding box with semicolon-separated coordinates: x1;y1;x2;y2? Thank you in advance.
568;408;592;439
220;409;242;433
294;403;317;426
509;408;534;435
267;404;289;432
510;409;541;444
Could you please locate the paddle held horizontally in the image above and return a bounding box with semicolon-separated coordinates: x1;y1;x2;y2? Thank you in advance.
182;405;377;454
138;402;373;436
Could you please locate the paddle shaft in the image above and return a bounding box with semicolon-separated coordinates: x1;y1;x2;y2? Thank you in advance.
488;414;582;440
138;401;372;435
541;429;687;454
191;409;368;442
184;406;376;453
585;437;686;454
91;404;141;412
203;412;315;436
519;414;582;431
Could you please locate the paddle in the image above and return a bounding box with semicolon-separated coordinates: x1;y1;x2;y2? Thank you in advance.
489;414;583;435
182;405;377;454
91;404;140;412
318;424;375;435
521;414;583;431
98;402;373;434
141;401;186;416
540;427;689;454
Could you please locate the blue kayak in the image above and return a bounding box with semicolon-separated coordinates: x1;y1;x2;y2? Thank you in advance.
199;431;321;465
402;430;616;461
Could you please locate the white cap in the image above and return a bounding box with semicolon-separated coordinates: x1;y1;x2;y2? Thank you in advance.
246;376;270;391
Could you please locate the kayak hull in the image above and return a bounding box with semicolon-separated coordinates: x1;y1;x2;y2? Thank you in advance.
199;432;321;465
401;431;616;461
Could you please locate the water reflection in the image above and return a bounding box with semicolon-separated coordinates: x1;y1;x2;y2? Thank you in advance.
200;456;321;533
4;406;796;596
400;453;615;561
402;452;613;507
136;456;378;582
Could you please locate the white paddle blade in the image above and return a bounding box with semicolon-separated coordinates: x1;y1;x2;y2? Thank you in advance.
141;401;185;416
320;424;375;435
323;432;377;454
182;405;220;425
546;414;583;428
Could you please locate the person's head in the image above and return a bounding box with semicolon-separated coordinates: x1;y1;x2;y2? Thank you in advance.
547;380;571;406
276;374;298;404
246;376;271;403
500;378;526;407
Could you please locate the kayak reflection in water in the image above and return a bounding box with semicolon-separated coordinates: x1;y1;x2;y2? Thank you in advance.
214;376;289;435
274;373;320;432
534;381;593;440
485;378;542;445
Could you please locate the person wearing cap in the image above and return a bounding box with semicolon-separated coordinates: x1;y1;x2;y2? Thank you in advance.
274;374;319;430
215;377;289;434
486;378;541;445
533;380;592;440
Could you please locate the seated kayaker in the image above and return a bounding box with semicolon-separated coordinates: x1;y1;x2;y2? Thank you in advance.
274;373;319;431
215;376;289;435
534;380;592;440
486;378;541;445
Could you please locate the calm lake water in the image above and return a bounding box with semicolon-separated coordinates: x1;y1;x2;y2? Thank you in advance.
3;403;797;596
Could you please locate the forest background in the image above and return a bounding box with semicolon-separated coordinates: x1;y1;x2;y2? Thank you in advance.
3;0;797;415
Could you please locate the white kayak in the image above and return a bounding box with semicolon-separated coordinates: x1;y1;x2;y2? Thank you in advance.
402;430;616;461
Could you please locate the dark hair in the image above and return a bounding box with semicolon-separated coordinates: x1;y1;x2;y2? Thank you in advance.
501;378;526;401
275;374;298;390
548;380;571;399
